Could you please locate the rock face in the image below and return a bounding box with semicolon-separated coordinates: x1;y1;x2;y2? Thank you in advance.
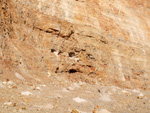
0;0;150;89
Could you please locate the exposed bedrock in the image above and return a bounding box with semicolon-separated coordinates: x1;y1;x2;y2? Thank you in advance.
0;0;150;89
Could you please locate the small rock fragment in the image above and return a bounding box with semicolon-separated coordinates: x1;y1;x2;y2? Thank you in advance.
12;86;17;89
67;86;74;90
15;72;25;80
2;81;7;85
4;102;12;106
132;89;140;93
137;96;143;99
72;109;79;113
36;86;41;90
93;109;97;113
31;85;36;90
40;84;46;87
138;93;144;97
36;108;41;111
137;93;144;99
21;91;32;96
94;105;100;109
22;106;26;110
22;98;28;102
12;103;17;107
73;97;87;103
7;81;14;85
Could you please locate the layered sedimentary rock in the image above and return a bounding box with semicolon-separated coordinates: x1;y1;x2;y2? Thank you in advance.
0;0;150;89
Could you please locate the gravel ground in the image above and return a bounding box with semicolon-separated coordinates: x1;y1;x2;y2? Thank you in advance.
0;74;150;113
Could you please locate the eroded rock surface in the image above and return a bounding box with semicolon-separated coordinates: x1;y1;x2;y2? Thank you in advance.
0;0;150;89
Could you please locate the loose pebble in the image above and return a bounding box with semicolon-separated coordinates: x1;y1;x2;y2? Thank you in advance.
12;86;17;89
132;89;140;93
137;93;144;99
94;105;100;109
72;109;79;113
36;86;41;90
67;86;74;90
93;109;97;113
40;84;46;87
22;106;26;110
12;103;17;107
122;90;128;93
15;72;25;80
137;96;143;99
138;93;144;97
21;91;32;96
73;97;87;103
4;102;12;106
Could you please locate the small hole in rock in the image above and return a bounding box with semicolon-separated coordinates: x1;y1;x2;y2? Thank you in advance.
69;52;75;57
58;50;62;55
51;49;55;52
55;67;59;73
69;69;78;73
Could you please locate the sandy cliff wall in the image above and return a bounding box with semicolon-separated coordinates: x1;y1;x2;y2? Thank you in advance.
0;0;150;89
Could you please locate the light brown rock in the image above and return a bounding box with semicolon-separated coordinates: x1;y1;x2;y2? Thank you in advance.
0;0;150;89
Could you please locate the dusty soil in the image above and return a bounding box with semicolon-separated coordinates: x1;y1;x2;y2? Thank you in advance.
0;71;150;113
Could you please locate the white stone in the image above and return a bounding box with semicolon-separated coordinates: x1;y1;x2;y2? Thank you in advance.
2;81;7;85
4;102;12;106
40;84;46;87
73;97;87;103
15;72;25;80
21;91;32;96
122;90;128;93
67;86;74;90
36;87;41;90
138;93;144;97
54;51;59;57
7;81;15;85
48;71;51;77
132;89;140;93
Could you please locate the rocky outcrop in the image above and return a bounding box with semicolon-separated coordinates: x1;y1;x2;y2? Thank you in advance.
0;0;150;89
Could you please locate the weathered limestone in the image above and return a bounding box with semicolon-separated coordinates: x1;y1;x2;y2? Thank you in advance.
0;0;150;89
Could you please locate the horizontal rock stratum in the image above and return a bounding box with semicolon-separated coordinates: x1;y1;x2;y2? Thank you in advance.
0;0;150;89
